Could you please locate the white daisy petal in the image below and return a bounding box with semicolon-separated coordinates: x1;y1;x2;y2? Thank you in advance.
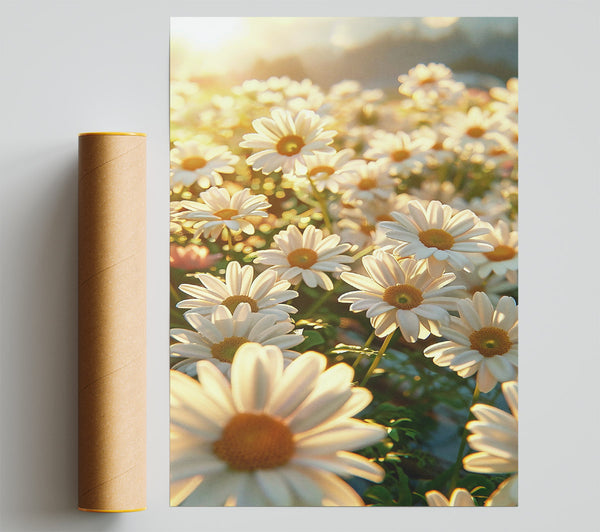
306;470;365;506
266;352;327;418
255;469;293;506
296;420;386;455
231;343;281;412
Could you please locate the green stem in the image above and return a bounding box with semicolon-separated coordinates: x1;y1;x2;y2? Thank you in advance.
170;282;180;304
351;245;375;262
449;384;481;491
360;331;394;386
353;331;375;369
307;175;333;233
453;164;466;191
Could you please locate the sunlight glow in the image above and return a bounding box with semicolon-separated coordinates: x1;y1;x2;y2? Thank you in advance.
422;17;459;29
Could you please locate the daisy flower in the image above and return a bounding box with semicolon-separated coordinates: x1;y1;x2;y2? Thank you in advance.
478;132;518;170
170;343;386;506
338;160;397;206
489;77;518;117
240;108;336;174
337;223;392;254
463;380;518;506
170;140;239;188
177;261;298;321
328;80;363;100
450;271;517;306
170;303;304;373
380;200;493;276
176;187;270;240
338;252;462;341
336;193;411;229
363;130;433;177
335;194;411;252
425;488;476;507
416;126;456;168
442;107;511;157
450;191;512;225
423;292;518;393
254;225;353;291
398;63;465;106
288;148;356;193
472;220;518;283
409;180;457;205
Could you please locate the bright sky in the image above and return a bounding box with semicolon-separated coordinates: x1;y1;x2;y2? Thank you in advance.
170;17;517;79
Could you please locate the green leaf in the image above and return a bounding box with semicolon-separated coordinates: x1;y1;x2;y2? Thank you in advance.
296;329;325;351
393;464;413;506
364;485;395;506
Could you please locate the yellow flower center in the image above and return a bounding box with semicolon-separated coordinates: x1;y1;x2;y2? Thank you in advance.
210;336;249;363
213;208;239;220
419;76;437;86
287;248;318;269
213;413;295;471
469;327;512;357
383;284;424;310
391;149;411;162
489;146;508;157
419;228;455;250
181;156;208;171
222;295;259;313
432;141;444;151
466;126;486;138
375;214;394;222
360;221;375;236
485;244;516;262
276;134;305;156
358;177;377;190
308;165;335;177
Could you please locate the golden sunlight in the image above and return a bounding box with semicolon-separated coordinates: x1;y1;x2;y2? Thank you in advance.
422;17;459;29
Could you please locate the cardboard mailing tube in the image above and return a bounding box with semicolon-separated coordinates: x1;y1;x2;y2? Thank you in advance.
78;132;146;512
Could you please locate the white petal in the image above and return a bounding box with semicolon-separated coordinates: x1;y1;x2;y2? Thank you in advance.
476;363;498;393
485;356;517;382
170;476;202;506
457;299;483;330
181;472;245;506
425;490;450;507
396;309;420;342
196;361;235;416
255;470;293;506
305;470;364;506
231;343;282;412
277;466;324;506
266;352;327;418
295;420;386;455
463;452;517;474
287;364;354;433
292;451;384;483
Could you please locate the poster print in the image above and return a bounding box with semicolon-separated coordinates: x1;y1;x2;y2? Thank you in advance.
169;17;518;507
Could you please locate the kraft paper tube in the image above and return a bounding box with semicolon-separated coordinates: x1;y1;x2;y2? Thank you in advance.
78;132;146;512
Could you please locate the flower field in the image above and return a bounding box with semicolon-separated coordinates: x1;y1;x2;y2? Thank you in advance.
169;61;518;506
